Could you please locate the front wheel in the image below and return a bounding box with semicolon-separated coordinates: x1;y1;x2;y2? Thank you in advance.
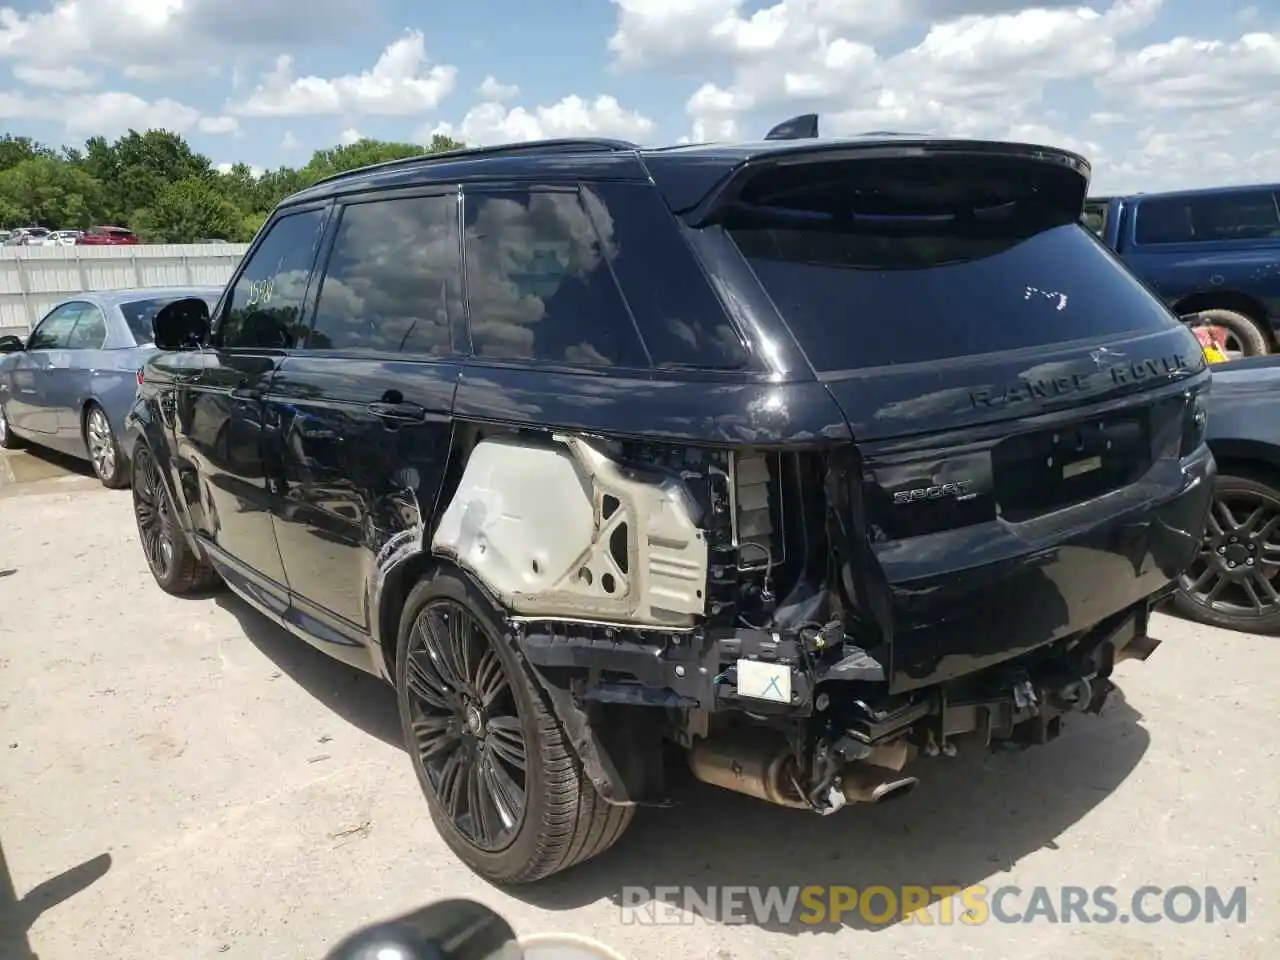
1172;471;1280;633
0;400;20;450
396;571;633;883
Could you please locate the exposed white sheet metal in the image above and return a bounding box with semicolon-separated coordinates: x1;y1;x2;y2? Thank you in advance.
431;435;708;627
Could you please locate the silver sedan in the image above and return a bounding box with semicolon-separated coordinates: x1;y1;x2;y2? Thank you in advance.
0;286;222;487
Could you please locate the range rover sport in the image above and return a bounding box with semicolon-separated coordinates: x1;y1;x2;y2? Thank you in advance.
126;117;1216;884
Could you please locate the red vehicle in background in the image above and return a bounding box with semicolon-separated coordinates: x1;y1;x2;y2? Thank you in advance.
76;226;139;245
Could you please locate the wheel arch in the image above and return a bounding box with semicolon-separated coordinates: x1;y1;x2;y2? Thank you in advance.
1208;439;1280;489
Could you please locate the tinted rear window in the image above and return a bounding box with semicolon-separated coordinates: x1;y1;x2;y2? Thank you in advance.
723;155;1179;371
122;296;218;344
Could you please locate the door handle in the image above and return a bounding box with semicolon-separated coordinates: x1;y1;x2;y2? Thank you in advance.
295;419;339;441
368;400;427;423
230;385;262;401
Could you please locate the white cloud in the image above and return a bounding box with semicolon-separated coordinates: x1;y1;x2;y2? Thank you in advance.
426;94;654;146
216;161;265;177
0;0;364;77
12;63;97;90
198;115;239;135
232;30;457;117
339;127;364;145
478;75;520;101
281;130;300;150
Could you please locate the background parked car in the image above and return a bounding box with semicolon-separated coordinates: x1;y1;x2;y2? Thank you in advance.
76;225;140;245
1094;184;1280;358
0;286;222;486
1173;354;1280;632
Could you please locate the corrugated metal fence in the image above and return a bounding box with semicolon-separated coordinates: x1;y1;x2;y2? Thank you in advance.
0;244;250;338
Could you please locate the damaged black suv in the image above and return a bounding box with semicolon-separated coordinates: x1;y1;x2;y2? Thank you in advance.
127;116;1215;884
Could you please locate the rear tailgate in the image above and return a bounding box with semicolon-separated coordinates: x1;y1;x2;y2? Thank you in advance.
716;145;1212;691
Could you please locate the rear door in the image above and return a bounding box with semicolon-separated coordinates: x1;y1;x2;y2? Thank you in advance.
170;204;329;616
264;188;463;662
709;147;1209;689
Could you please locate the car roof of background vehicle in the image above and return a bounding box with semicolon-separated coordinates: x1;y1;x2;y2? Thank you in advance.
281;132;1091;214
63;286;225;308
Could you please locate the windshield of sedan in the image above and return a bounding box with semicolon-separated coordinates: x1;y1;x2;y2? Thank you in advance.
121;296;218;345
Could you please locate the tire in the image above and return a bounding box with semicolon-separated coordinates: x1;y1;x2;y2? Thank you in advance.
84;403;127;488
131;443;221;595
395;571;633;884
0;400;20;450
1187;308;1269;358
1171;470;1280;633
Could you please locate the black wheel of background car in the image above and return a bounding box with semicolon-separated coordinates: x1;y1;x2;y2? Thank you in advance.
0;401;20;449
1173;471;1280;633
131;444;220;595
396;571;634;884
83;403;127;488
1186;308;1270;359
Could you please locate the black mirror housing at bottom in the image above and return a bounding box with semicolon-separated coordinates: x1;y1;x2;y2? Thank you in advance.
153;297;212;350
0;334;23;352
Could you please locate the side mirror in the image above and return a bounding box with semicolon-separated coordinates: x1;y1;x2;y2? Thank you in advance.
0;334;23;353
153;297;212;351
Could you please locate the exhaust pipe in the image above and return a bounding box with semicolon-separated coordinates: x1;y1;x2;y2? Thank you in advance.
839;765;919;804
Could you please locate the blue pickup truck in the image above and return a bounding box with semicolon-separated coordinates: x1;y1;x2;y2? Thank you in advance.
1084;184;1280;357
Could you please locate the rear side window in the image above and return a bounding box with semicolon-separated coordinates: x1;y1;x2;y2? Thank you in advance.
308;194;461;356
583;183;748;369
1134;190;1280;244
723;154;1179;372
462;187;647;368
216;208;326;350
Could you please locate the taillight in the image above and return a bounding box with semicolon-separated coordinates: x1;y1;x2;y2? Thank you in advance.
136;368;145;386
1179;386;1208;456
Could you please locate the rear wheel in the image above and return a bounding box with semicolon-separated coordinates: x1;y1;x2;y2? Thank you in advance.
131;444;220;595
1185;308;1269;359
395;571;633;883
84;403;127;488
1173;471;1280;633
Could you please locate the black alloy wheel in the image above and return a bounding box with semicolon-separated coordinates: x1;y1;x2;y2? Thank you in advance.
404;597;530;852
395;571;634;884
1173;471;1280;633
131;445;219;595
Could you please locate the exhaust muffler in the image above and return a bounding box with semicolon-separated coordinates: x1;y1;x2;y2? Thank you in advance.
687;732;919;810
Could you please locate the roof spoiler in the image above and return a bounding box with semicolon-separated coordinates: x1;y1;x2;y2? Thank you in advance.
764;113;819;140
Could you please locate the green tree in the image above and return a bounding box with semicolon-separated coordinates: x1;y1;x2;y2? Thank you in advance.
0;157;106;228
134;177;242;243
0;135;55;172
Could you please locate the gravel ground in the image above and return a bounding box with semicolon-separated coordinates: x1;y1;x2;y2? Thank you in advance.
1;447;1277;960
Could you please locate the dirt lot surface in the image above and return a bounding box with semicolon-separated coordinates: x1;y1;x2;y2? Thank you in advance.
1;446;1278;960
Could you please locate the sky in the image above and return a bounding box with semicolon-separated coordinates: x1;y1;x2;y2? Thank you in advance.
0;0;1276;193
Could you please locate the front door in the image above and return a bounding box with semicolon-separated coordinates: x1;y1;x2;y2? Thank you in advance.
9;302;83;434
170;204;330;615
265;191;463;665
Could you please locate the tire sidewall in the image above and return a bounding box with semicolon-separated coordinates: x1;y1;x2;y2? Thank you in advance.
0;399;17;449
395;570;558;878
1174;472;1280;632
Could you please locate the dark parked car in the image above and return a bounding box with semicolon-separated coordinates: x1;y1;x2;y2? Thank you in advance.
0;287;222;485
1172;355;1280;633
125;121;1215;884
1094;184;1280;358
